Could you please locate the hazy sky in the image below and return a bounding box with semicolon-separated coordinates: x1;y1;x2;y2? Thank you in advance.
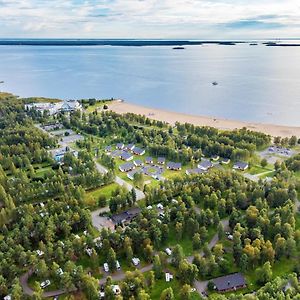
0;0;299;39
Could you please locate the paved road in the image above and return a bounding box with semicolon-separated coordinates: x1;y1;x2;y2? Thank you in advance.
20;269;73;298
99;264;153;285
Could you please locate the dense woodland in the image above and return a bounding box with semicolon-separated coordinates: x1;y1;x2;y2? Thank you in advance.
0;94;300;300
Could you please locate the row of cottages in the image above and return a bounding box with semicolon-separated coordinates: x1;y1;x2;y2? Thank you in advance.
212;273;246;292
116;143;146;155
166;162;182;171
109;149;134;161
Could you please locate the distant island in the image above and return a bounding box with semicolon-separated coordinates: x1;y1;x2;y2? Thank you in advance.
264;42;300;47
0;39;239;47
172;46;185;50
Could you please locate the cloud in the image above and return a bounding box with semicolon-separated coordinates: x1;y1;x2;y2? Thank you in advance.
0;0;299;38
224;20;285;30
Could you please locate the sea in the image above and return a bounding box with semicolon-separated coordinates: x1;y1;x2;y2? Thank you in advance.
1;41;300;126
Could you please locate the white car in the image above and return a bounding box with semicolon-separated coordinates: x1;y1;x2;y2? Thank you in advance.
157;203;164;210
40;280;51;289
165;248;172;256
36;250;44;257
103;263;109;272
116;260;121;270
86;248;93;256
227;234;233;240
132;257;140;266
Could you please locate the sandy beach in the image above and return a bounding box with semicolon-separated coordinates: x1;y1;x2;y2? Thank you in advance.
108;100;300;138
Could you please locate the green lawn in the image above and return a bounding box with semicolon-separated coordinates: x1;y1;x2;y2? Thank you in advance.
148;275;200;300
85;101;110;113
260;171;276;179
163;226;216;257
35;166;53;177
248;165;273;175
164;227;194;256
85;183;119;207
86;183;119;200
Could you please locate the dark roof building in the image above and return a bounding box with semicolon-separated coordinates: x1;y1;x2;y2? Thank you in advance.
157;157;166;165
186;168;205;175
127;169;142;180
213;273;246;292
198;160;213;171
221;158;231;164
111;207;141;224
111;150;122;158
167;162;182;170
105;145;112;152
211;155;220;161
116;143;125;150
120;151;133;161
145;157;154;164
119;162;135;172
125;144;135;151
133;159;144;167
132;147;145;156
233;161;249;171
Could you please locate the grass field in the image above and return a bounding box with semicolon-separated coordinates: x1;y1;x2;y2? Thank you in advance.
86;183;119;200
85;183;119;207
248;164;273;175
148;275;201;300
85;101;111;113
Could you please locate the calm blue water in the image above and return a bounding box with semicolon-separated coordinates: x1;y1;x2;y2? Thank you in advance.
0;44;300;126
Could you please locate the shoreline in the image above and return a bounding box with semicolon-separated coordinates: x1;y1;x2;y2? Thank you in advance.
108;100;300;138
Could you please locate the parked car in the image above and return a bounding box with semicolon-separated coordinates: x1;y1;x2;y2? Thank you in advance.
103;263;109;272
165;248;172;256
116;260;121;270
132;257;140;266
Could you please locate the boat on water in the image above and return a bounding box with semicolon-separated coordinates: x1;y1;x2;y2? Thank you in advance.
173;46;185;50
212;81;218;86
249;43;258;46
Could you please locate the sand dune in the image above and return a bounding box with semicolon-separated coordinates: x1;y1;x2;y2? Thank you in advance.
108;100;300;138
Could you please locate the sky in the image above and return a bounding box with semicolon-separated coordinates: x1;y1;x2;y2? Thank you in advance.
0;0;299;39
